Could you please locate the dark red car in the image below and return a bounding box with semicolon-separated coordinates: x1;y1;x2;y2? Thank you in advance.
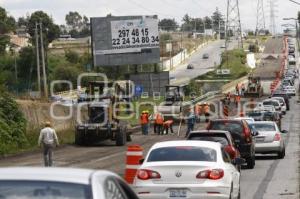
187;130;242;171
207;119;256;169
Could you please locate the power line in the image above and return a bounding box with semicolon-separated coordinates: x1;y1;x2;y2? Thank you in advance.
269;0;277;35
225;0;243;48
289;0;300;5
256;0;266;35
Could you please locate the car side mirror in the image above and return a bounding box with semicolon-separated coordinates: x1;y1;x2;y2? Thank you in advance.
139;158;144;164
281;130;288;134
232;158;245;166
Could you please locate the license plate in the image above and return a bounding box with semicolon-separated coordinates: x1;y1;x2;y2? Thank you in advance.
256;137;265;142
169;189;187;198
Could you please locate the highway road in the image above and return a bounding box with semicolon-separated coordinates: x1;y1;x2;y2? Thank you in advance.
0;38;299;198
0;93;299;199
170;39;236;85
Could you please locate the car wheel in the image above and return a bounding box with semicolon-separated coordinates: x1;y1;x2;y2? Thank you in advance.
278;148;285;159
246;156;255;169
116;127;126;146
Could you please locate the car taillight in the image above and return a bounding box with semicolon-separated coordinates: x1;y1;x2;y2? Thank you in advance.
137;169;161;180
243;127;251;143
196;169;224;180
224;145;236;159
274;133;281;141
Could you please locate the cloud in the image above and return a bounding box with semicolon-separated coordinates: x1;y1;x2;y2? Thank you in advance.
0;0;299;32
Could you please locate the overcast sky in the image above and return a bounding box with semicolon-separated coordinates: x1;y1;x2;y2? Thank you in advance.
0;0;299;32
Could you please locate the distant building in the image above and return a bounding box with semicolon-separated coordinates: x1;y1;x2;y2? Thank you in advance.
7;26;31;52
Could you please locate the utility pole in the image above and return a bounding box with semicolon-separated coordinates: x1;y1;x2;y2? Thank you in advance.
35;22;41;96
256;0;266;35
269;0;277;35
225;0;243;49
40;21;48;99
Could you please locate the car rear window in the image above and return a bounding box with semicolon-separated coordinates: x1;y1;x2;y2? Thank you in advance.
209;121;243;134
263;101;279;106
247;112;263;117
252;123;276;131
188;134;229;146
147;146;217;162
0;181;92;199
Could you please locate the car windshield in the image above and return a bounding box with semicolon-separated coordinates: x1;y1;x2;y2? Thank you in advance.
251;123;276;131
0;181;92;199
247;112;263;117
188;135;229;146
209;122;243;134
147;146;217;162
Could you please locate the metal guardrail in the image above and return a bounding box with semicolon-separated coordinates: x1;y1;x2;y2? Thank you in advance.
182;90;221;107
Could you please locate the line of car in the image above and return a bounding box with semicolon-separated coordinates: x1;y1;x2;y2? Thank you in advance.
132;74;298;198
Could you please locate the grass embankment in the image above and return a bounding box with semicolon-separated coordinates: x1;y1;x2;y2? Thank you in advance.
197;49;251;80
0;90;74;156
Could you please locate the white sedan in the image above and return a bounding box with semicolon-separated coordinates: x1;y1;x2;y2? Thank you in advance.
133;141;243;199
0;167;139;199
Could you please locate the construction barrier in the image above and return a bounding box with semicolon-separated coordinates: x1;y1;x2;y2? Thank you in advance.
223;105;229;118
124;145;143;184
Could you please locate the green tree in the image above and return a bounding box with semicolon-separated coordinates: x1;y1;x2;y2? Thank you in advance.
27;11;60;46
0;7;16;54
204;16;213;29
65;11;83;30
17;16;29;27
211;7;224;33
159;18;178;31
52;65;81;91
181;14;193;31
17;47;36;84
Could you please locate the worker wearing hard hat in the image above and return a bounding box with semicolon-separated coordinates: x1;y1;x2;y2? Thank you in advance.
140;110;150;135
204;103;210;123
163;119;174;135
154;111;164;135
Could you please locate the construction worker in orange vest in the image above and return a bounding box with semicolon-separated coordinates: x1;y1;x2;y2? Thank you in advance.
140;110;150;135
195;103;202;123
154;112;164;135
204;103;210;123
163;119;174;135
234;94;241;108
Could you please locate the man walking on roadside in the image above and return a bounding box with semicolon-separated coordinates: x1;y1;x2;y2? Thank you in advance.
185;108;196;137
38;121;59;167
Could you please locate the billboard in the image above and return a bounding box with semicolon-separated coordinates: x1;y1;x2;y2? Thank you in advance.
91;15;160;66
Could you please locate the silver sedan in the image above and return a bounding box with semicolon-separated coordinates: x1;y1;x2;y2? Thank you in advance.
249;121;287;159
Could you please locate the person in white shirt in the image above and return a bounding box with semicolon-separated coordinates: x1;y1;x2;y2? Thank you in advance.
38;121;59;167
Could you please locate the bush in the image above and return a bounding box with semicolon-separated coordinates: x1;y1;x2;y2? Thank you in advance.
65;50;79;64
0;90;28;155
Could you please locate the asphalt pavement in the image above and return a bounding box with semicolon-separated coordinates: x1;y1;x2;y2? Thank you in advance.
170;39;236;85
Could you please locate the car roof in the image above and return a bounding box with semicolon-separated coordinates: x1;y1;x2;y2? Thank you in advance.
0;167;116;185
250;121;276;125
189;130;231;136
210;119;243;123
235;117;254;120
151;140;221;150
